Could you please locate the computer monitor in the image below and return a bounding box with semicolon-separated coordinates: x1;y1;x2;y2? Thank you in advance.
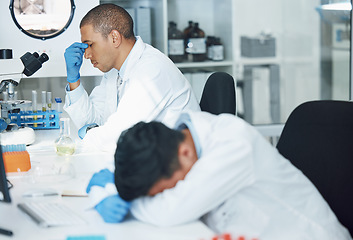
0;146;11;203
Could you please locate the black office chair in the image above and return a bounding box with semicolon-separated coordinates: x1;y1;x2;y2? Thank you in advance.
276;100;353;235
199;72;236;115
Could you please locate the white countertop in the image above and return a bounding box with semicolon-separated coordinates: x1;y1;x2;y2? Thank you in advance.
0;128;214;240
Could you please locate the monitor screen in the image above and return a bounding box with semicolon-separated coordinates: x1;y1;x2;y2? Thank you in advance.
0;146;11;203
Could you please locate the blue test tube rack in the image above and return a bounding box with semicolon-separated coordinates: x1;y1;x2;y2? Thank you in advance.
8;110;61;129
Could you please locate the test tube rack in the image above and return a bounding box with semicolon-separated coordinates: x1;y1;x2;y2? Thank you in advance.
8;110;60;129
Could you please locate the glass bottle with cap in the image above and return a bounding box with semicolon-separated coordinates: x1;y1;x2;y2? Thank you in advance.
183;20;193;59
55;118;75;156
168;21;184;63
185;22;206;62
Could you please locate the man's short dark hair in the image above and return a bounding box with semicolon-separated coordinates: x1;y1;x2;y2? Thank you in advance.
115;121;185;201
80;3;134;39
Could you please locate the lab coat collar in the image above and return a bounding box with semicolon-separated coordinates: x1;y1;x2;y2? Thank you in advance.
118;37;138;80
174;112;202;159
121;36;146;81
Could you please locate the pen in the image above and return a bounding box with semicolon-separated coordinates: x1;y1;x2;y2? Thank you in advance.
0;227;13;236
22;193;59;197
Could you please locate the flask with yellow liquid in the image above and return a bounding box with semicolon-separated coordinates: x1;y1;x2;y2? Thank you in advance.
55;118;75;156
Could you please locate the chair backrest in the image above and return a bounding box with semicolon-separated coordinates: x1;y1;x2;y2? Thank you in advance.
276;100;353;235
199;72;236;115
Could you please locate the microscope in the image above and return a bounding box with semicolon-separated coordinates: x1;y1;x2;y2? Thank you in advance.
0;49;49;100
0;49;49;144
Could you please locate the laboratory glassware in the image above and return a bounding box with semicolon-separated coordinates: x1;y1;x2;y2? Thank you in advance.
55;118;75;156
168;21;184;63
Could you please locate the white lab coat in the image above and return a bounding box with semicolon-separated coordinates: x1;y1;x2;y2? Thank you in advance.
131;111;351;240
64;37;200;154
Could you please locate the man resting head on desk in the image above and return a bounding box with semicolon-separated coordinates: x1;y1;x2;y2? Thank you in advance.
86;111;352;240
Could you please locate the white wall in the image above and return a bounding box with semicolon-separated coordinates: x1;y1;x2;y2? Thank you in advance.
234;0;321;122
0;0;103;104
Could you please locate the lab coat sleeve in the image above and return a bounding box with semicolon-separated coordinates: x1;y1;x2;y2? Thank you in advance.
64;75;111;128
82;68;175;154
130;137;256;226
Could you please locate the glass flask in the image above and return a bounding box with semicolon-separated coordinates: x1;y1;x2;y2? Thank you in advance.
55;118;75;156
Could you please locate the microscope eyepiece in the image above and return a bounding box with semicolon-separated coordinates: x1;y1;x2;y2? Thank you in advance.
21;52;49;77
38;53;49;64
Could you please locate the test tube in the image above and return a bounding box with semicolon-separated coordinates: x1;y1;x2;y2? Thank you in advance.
55;97;62;113
47;92;52;111
3;92;8;101
32;90;37;112
41;90;47;112
55;98;62;125
32;90;37;127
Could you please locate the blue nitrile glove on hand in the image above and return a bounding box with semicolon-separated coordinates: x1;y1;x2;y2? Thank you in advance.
86;168;114;194
95;194;131;223
78;123;99;139
64;42;88;83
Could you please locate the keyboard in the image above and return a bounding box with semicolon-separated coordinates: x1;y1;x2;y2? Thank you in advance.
18;202;86;227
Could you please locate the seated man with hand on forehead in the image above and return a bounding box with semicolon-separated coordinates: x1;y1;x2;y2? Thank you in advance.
64;4;199;154
86;111;351;240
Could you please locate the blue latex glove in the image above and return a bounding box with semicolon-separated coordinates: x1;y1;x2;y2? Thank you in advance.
78;123;99;139
64;42;88;83
86;168;114;193
95;195;131;223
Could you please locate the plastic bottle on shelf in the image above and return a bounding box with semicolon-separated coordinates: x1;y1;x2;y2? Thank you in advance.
185;22;207;62
168;21;184;63
206;36;216;60
212;37;224;61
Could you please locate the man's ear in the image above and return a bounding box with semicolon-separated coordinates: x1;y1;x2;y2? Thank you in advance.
178;142;194;167
110;30;122;47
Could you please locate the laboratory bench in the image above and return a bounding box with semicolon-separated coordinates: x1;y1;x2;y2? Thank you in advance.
0;128;214;240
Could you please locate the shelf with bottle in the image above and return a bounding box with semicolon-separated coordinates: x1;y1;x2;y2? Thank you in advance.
175;60;234;69
167;20;230;64
100;0;234;69
166;0;234;68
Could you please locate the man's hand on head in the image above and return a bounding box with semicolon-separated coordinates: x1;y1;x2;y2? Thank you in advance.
64;42;88;84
